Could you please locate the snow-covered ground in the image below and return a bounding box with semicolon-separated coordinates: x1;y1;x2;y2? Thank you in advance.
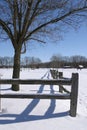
0;68;87;130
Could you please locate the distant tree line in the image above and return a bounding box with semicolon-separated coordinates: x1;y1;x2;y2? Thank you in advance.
0;56;41;68
0;55;87;69
0;57;14;67
49;54;87;68
33;55;87;69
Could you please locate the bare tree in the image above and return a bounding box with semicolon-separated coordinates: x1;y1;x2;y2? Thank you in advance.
0;0;87;91
70;55;87;63
70;55;87;68
50;54;63;62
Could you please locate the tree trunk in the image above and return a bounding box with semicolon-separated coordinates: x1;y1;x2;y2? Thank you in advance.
11;49;21;91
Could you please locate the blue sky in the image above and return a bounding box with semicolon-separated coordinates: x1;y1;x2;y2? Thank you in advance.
0;25;87;62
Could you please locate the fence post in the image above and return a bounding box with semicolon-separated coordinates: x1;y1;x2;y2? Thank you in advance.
70;73;79;117
59;72;63;93
0;74;2;112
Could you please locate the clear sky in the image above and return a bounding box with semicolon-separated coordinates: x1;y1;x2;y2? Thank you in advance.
0;24;87;62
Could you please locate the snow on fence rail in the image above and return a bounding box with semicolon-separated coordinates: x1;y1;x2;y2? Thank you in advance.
0;73;78;117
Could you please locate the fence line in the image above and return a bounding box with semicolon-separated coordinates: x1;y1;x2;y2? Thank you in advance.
50;69;70;93
0;72;78;117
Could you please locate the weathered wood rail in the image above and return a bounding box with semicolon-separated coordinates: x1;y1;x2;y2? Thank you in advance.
0;73;78;117
50;69;70;93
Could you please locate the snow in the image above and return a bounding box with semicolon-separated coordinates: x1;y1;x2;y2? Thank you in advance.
0;68;87;130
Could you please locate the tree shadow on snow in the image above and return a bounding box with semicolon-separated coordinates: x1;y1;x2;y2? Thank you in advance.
0;71;69;124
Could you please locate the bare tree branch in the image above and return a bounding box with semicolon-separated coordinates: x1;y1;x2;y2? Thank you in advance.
29;37;46;44
25;5;87;41
0;19;13;43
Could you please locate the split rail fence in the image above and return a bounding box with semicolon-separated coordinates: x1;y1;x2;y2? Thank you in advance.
0;71;78;117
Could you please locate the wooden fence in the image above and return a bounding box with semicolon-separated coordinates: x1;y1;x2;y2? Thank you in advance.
0;72;78;117
50;69;70;93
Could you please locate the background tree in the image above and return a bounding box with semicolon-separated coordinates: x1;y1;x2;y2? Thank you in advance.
70;55;87;68
0;0;87;91
50;54;63;68
21;56;41;67
50;54;63;62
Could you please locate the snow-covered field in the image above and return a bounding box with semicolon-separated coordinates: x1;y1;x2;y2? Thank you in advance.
0;68;87;130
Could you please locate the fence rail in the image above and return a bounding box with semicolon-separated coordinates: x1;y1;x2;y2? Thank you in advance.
0;73;79;117
0;93;70;99
0;79;71;85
